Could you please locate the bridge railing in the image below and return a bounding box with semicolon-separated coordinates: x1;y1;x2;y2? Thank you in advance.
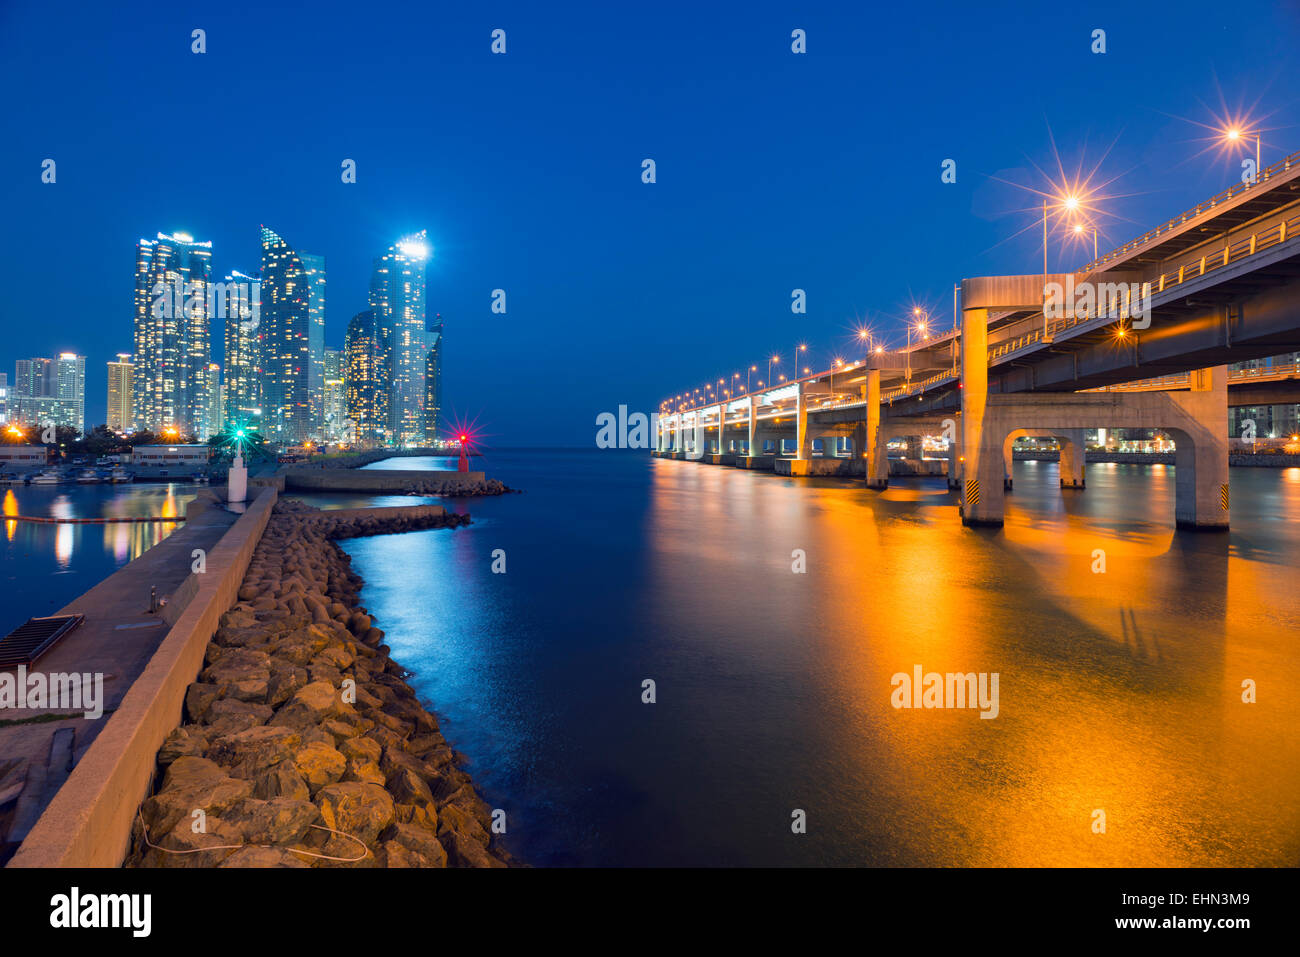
1086;360;1300;393
668;167;1300;415
989;206;1300;364
1082;148;1300;273
881;368;959;403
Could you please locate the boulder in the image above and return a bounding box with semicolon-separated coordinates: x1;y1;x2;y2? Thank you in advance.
142;757;253;835
228;797;320;845
218;846;312;868
252;762;311;801
293;742;347;792
314;782;394;846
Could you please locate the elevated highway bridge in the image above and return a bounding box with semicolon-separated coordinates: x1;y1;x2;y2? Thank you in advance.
655;149;1300;530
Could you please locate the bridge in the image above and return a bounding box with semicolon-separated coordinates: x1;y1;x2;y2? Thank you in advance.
654;149;1300;530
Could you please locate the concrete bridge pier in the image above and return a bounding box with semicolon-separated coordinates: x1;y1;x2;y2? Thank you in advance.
947;439;961;490
864;371;888;488
960;306;1000;527
961;337;1228;527
1057;428;1087;488
1173;367;1229;530
903;435;925;472
780;382;813;476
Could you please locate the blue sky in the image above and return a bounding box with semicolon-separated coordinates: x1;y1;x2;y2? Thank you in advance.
1;0;1297;442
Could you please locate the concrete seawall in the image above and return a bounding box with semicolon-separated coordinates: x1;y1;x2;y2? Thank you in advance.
8;488;280;868
282;469;487;493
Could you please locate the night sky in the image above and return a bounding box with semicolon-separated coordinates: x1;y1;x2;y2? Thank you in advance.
2;0;1297;443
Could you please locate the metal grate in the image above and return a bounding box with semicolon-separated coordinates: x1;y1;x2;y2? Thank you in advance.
0;615;85;667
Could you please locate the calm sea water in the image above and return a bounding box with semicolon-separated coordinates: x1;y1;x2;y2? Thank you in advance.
0;483;197;635
290;451;1300;867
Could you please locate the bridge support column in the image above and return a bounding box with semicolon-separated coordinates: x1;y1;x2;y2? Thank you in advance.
1175;367;1229;530
1057;428;1086;488
1003;441;1014;491
852;421;868;472
864;370;887;488
947;437;961;490
904;435;925;472
961;307;1003;526
785;382;812;475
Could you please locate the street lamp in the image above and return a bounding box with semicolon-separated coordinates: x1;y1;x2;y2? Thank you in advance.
1040;191;1084;343
1225;127;1261;182
747;364;757;394
792;343;807;381
768;354;779;388
906;311;929;385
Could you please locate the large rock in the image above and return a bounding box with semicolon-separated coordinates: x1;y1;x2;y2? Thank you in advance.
218;846;312;868
314;782;394;846
293;742;347;792
386;766;436;811
208;725;301;779
270;680;353;731
142;757;253;835
252;761;311;801
136;815;242;868
378;822;448;867
157;726;209;765
227;797;320;845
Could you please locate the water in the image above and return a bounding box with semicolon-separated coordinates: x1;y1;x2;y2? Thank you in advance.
360;456;460;471
304;452;1300;866
0;483;198;635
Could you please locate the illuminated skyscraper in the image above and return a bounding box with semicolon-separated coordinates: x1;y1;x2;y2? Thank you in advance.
54;354;85;434
370;231;430;445
201;362;223;438
323;348;346;441
259;226;313;444
424;315;443;441
11;355;84;432
344;309;388;446
106;354;134;432
220;269;262;432
300;252;327;437
14;358;54;398
132;231;212;433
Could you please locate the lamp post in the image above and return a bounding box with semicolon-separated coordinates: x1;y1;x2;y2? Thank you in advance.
792;343;807;381
907;310;929;385
747;365;757;394
1225;127;1261;183
767;355;779;388
1040;192;1080;343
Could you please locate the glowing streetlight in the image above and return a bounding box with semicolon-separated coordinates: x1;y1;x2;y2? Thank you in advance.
1224;127;1261;183
767;355;779;388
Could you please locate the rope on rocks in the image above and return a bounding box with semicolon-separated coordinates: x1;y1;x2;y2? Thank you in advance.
137;808;371;863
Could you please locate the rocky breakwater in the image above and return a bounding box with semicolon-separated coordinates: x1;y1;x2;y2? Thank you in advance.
125;498;512;868
402;476;516;497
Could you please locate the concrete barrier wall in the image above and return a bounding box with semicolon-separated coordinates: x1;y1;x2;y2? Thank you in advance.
314;504;447;525
282;468;485;491
8;488;279;868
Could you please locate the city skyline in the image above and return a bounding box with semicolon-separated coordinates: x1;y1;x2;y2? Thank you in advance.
5;3;1299;443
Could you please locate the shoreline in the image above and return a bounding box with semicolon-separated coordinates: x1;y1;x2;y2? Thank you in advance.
123;498;514;868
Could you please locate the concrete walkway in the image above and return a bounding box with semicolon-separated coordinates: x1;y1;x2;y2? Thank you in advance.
0;497;238;862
